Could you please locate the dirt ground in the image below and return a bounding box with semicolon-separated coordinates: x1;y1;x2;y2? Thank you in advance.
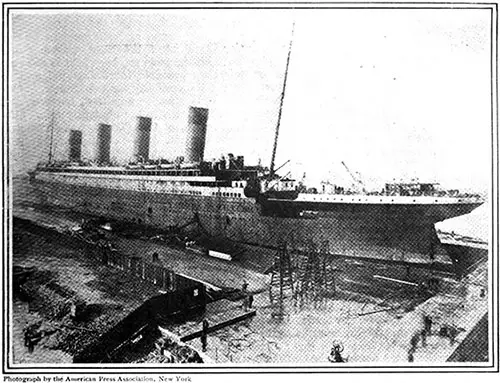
11;226;162;363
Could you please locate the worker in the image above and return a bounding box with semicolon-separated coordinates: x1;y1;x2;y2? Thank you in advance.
24;325;41;353
248;294;254;309
242;297;248;311
24;328;34;353
328;342;345;363
242;281;250;311
420;329;427;347
424;315;433;335
26;338;34;354
407;350;414;362
410;332;420;353
446;326;460;345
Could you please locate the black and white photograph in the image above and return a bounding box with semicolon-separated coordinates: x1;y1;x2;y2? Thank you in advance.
2;1;498;374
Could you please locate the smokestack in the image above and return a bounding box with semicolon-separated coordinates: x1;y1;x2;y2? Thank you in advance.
185;107;209;163
96;123;112;165
133;116;152;162
68;130;82;162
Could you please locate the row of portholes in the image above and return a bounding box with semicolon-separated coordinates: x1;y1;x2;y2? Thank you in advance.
306;197;438;204
54;175;192;188
56;173;204;197
213;192;242;198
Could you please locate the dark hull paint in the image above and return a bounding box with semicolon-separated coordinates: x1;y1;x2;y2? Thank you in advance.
259;197;479;223
32;179;481;263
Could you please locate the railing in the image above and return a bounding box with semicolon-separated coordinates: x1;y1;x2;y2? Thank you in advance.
92;244;199;293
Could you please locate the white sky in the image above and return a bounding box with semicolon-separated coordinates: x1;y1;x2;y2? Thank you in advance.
10;8;492;193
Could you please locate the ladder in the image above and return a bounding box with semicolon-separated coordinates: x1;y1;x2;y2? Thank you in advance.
269;241;294;315
295;240;336;302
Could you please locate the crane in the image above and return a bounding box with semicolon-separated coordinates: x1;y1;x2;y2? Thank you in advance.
341;161;366;194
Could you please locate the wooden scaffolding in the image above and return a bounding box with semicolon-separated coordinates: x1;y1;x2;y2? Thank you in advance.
295;240;336;303
269;241;294;316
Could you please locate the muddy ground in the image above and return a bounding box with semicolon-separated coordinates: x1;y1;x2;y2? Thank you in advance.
11;225;162;363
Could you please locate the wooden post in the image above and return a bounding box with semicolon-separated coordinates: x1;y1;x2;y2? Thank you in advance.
201;319;209;352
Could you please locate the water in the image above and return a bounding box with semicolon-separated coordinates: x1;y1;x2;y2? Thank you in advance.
436;205;489;242
184;291;467;364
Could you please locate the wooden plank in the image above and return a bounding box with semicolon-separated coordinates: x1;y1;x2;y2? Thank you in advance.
106;323;150;359
373;275;419;287
208;249;232;261
175;272;222;292
357;307;395;316
180;310;256;342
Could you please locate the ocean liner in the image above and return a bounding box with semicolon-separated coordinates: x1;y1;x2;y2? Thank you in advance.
28;33;484;264
29;103;483;264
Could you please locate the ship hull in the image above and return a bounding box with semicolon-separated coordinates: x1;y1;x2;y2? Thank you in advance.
31;179;481;263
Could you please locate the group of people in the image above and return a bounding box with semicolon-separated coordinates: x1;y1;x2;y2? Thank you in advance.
407;315;463;362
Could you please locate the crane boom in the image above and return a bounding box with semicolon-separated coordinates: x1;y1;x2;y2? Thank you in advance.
341;161;366;193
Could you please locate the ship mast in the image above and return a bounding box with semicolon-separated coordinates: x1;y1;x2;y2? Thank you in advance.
48;112;55;164
269;23;295;177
